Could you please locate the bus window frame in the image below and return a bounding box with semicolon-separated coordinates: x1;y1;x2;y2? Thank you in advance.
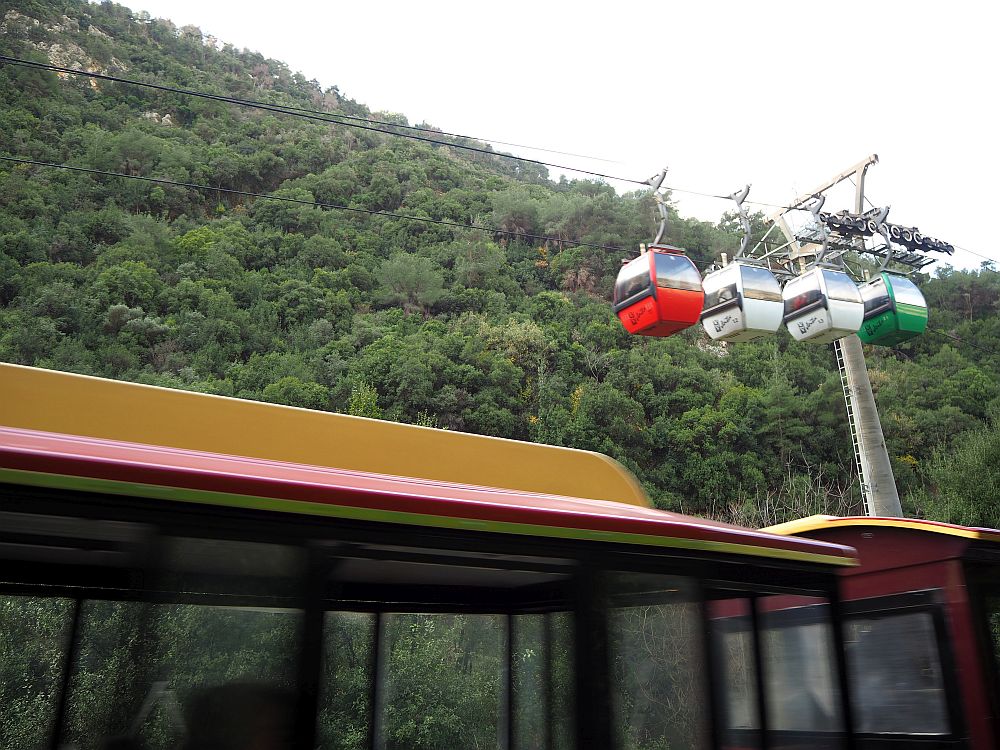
965;563;1000;750
840;589;966;749
705;584;857;750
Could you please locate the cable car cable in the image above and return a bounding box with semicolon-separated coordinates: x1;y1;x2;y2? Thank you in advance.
925;327;1000;357
8;55;985;250
0;55;819;213
0;56;647;186
0;154;631;252
0;56;617;164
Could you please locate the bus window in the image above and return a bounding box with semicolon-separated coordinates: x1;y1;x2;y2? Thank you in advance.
61;600;302;750
56;535;306;750
318;611;376;750
707;595;760;750
375;613;505;750
606;574;708;750
0;595;75;750
843;610;949;734
512;613;575;750
758;595;845;748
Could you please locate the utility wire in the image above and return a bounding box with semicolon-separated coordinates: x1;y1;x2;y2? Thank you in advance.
0;155;632;252
0;56;646;186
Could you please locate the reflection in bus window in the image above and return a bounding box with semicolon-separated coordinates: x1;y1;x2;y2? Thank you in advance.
62;600;301;750
377;613;504;750
607;574;707;750
707;596;760;749
759;596;844;740
318;612;375;750
983;595;1000;713
184;681;295;750
844;611;949;734
512;613;575;750
0;596;74;750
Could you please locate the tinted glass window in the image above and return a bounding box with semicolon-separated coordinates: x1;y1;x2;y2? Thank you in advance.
861;278;891;315
318;612;375;750
741;266;782;302
705;282;739;310
888;276;926;308
758;597;844;738
0;596;75;750
654;252;703;292
844;611;949;735
615;256;652;304
607;574;708;750
987;594;1000;675
377;613;504;750
822;271;861;303
512;613;575;750
783;275;823;316
708;596;760;749
63;600;301;750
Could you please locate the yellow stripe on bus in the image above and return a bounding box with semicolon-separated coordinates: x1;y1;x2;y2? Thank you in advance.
0;364;651;507
764;514;1000;545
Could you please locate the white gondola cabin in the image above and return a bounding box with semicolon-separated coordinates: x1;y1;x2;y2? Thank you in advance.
700;262;784;342
782;268;864;344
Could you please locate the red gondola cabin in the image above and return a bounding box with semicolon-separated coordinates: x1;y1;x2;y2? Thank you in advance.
614;245;704;336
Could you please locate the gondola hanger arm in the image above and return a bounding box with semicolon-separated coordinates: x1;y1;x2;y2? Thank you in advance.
729;184;752;258
646;167;670;246
808;194;830;264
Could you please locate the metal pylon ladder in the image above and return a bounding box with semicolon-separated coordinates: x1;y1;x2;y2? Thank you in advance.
834;338;873;515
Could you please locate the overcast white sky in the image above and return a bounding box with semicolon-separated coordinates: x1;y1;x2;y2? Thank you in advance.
130;0;998;271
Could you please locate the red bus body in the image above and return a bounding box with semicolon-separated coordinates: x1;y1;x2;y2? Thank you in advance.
768;516;1000;750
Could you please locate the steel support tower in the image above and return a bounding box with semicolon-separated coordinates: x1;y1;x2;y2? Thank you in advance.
767;156;902;517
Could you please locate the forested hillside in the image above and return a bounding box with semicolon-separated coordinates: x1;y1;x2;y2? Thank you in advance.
1;0;998;526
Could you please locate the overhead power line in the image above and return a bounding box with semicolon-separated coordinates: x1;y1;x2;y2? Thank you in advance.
0;155;629;252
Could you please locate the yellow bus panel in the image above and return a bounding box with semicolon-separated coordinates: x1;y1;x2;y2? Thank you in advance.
0;364;650;507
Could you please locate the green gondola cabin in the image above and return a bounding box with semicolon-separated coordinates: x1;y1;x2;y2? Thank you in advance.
857;272;928;346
